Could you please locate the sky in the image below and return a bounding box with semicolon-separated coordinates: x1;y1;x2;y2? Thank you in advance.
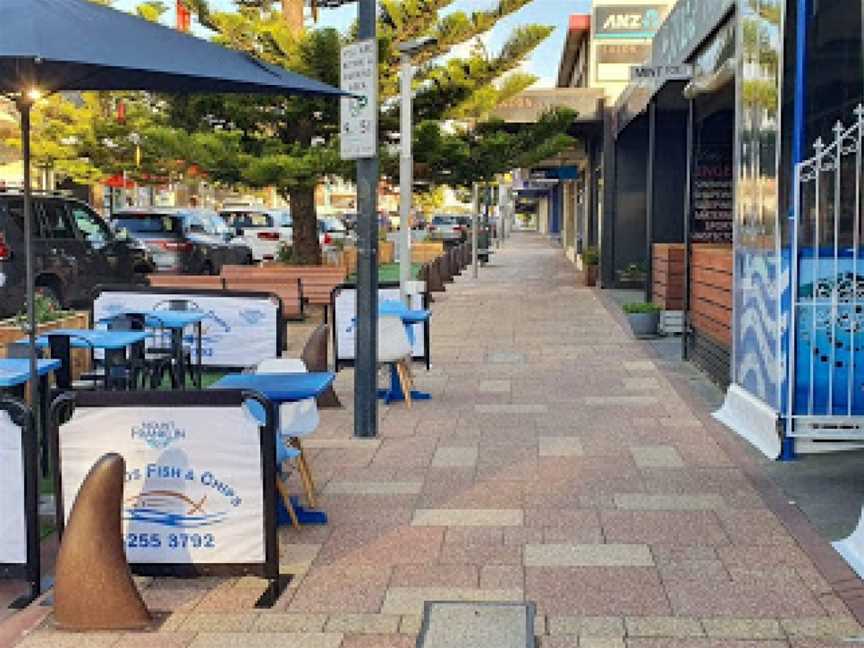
116;0;593;88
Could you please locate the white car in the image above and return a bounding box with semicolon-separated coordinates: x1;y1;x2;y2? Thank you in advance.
318;217;348;249
219;208;293;262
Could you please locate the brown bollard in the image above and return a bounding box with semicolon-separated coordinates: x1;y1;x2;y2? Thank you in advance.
428;261;445;293
302;323;342;408
54;453;151;631
441;252;453;283
450;248;460;276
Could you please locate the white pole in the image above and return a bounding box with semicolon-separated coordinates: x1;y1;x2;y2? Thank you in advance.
399;52;413;305
472;182;479;279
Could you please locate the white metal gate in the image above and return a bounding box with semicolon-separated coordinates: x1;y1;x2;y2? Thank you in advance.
788;104;864;439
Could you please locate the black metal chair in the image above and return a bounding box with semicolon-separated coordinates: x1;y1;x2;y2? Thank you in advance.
45;333;98;391
102;313;156;390
149;299;202;389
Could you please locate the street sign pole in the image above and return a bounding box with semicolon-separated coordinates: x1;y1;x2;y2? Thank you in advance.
348;0;379;438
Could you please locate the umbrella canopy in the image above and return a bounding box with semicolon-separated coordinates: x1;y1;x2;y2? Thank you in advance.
0;9;346;601
0;0;343;97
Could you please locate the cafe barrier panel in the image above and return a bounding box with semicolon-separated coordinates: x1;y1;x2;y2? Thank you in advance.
0;398;40;608
50;390;287;607
92;287;284;369
331;282;431;370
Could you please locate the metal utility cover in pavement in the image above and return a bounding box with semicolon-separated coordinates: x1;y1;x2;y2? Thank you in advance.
417;601;535;648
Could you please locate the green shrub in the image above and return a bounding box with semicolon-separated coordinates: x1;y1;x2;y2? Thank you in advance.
583;246;599;266
275;243;294;264
622;302;661;315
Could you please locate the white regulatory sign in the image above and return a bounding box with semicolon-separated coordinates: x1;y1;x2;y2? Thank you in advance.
340;39;378;160
630;63;694;82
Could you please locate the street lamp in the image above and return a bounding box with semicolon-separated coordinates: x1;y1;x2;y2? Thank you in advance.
397;36;437;305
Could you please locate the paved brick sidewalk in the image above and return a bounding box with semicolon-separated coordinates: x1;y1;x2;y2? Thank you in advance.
13;233;864;647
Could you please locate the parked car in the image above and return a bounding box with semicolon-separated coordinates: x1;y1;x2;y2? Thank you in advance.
340;212;358;232
318;217;348;248
427;214;467;243
219;207;293;262
0;191;154;317
111;208;253;275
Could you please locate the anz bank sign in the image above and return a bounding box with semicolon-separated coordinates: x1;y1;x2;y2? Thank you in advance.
593;4;669;40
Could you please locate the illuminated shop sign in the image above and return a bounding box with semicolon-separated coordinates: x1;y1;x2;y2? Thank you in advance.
593;5;668;39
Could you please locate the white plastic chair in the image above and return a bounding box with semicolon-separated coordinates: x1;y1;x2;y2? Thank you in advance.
378;315;415;408
256;358;320;508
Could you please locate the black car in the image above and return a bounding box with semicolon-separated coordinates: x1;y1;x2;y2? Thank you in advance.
0;191;154;317
110;208;253;275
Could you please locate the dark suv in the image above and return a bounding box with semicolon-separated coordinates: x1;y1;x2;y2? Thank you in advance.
110;208;253;274
0;192;155;317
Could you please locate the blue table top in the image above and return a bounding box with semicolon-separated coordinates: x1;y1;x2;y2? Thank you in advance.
27;329;148;350
100;310;207;330
379;301;431;324
0;359;61;387
211;372;336;403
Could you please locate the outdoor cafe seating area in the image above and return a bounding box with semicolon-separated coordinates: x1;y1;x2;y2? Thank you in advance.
0;279;437;606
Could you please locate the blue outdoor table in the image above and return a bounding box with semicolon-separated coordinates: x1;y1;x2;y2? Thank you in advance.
29;329;148;350
0;358;62;479
26;329;148;391
210;371;335;526
0;359;61;388
377;302;432;404
102;310;207;389
211;372;335;402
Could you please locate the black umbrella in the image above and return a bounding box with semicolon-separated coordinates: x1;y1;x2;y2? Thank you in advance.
0;0;343;409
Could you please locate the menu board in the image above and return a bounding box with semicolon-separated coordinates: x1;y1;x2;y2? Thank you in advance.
691;148;733;243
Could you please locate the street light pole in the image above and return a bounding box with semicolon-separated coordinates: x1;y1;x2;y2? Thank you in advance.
472;182;479;279
353;0;379;438
398;51;412;305
396;37;435;305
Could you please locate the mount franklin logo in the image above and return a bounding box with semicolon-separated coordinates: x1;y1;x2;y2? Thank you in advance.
131;421;187;449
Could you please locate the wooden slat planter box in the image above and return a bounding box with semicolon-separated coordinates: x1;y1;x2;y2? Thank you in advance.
0;311;92;389
690;244;733;347
411;242;445;264
652;243;685;310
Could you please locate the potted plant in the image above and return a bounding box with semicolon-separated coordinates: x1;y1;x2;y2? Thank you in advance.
622;302;661;337
0;293;91;378
583;246;599;287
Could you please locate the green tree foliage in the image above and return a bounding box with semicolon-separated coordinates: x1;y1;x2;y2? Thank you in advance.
172;0;559;264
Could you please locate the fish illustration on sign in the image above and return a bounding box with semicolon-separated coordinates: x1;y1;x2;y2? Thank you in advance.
124;490;227;528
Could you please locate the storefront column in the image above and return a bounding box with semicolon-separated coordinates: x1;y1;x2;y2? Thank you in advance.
682;98;695;361
645;100;656;302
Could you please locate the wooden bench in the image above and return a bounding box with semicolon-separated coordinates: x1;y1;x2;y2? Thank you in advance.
148;273;302;319
222;265;347;309
222;276;304;320
148;274;225;290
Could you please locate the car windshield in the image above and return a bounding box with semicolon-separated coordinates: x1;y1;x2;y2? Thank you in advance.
320;219;345;232
114;214;181;235
432;216;456;225
221;211;273;228
203;213;230;235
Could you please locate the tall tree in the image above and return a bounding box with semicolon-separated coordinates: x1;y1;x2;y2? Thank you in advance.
173;0;557;264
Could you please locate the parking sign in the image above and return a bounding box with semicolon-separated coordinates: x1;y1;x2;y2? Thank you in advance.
340;39;378;160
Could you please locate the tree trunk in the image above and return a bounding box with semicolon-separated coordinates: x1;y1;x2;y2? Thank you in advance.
288;186;321;265
282;0;304;32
